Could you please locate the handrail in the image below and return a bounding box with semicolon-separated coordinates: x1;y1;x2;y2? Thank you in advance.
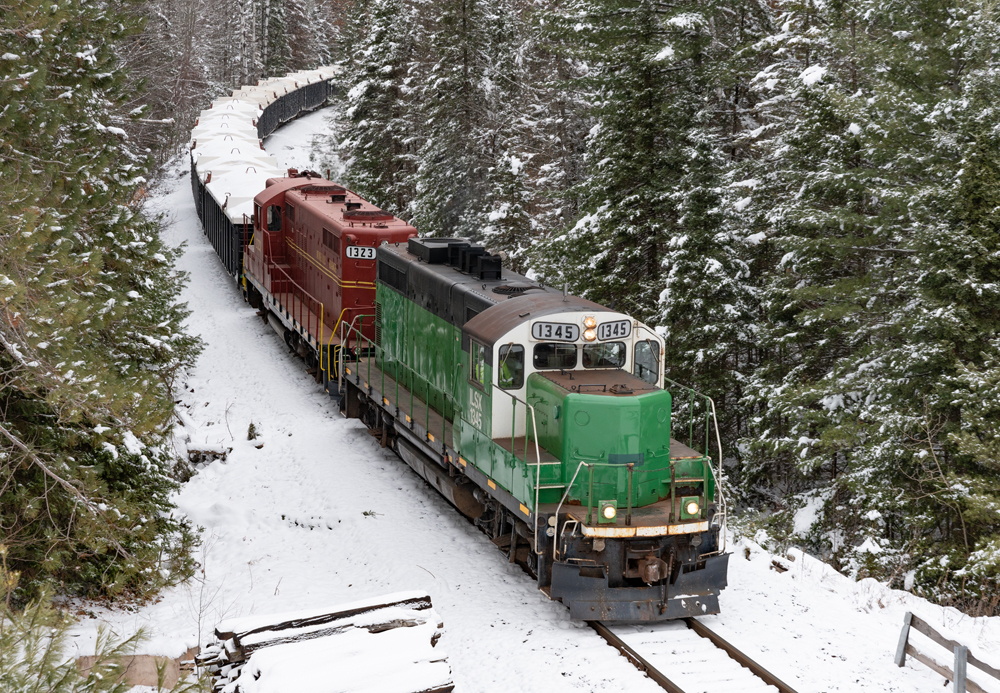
264;260;323;342
553;461;589;561
242;224;326;361
337;313;375;394
320;307;350;378
338;314;456;452
662;376;727;555
496;389;544;554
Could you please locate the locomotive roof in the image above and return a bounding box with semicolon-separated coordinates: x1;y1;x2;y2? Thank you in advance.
377;240;611;347
282;184;417;235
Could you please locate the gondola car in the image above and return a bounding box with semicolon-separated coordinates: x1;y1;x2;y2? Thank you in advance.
336;238;730;622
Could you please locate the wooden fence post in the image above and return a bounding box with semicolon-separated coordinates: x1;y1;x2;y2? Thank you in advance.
895;612;913;667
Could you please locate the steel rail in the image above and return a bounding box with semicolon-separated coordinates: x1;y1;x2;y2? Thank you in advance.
683;617;798;693
589;618;799;693
588;621;684;693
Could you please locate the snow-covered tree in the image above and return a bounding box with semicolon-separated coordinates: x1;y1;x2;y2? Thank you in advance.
734;0;1000;610
0;0;199;598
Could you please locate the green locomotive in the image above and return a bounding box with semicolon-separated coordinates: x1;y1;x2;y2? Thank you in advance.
338;237;729;621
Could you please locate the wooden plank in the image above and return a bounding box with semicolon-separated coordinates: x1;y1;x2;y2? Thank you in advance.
241;616;425;656
216;593;431;640
910;614;961;653
906;643;953;681
910;615;1000;681
905;644;988;693
894;611;912;667
685;617;798;693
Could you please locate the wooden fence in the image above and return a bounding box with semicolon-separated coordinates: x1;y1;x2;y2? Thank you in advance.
895;611;1000;693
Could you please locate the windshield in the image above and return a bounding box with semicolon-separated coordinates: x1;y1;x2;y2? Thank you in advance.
583;342;626;368
533;343;577;369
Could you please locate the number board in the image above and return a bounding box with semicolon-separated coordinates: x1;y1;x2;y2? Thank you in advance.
531;322;580;342
346;246;376;260
597;319;632;341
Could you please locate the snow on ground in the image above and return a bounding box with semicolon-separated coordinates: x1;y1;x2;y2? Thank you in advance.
70;108;1000;693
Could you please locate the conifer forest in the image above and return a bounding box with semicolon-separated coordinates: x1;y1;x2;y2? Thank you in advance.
3;0;1000;620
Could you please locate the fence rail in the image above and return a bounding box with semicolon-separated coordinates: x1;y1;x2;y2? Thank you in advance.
895;611;999;693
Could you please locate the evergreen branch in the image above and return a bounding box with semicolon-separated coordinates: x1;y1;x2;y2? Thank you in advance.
0;422;97;515
0;422;134;562
849;246;917;255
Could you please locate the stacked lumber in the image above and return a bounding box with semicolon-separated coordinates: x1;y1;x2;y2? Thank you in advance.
196;592;452;693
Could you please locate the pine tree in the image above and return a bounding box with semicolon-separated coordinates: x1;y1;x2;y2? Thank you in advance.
339;0;420;215
1;0;199;598
657;139;756;448
733;0;1000;609
535;0;721;323
408;0;497;237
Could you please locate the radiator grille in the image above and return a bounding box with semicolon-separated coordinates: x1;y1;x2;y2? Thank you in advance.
378;262;406;293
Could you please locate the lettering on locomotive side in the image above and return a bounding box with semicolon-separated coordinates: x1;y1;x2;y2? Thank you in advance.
468;387;484;428
346;246;376;260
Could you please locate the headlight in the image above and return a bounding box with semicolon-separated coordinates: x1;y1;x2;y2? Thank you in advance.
686;500;700;516
583;316;597;328
583;328;597;341
603;505;616;520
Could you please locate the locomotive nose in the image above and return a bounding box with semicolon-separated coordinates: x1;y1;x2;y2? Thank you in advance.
561;388;673;499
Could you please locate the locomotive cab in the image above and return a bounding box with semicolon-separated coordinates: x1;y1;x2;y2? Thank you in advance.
242;171;417;385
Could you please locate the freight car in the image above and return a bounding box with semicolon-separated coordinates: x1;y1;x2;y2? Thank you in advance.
190;67;339;281
189;68;729;623
335;238;729;621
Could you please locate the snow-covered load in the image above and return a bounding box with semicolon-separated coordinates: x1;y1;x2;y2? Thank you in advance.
189;67;340;277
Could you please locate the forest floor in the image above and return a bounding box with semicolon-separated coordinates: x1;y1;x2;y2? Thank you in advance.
69;109;1000;693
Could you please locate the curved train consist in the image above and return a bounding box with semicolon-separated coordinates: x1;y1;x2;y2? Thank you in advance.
191;69;730;622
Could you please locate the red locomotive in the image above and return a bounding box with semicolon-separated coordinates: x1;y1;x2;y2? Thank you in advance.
243;170;417;380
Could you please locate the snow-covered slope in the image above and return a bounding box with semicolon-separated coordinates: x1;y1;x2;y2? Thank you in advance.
70;109;1000;693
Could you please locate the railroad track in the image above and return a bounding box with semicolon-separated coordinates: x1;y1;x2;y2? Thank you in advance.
590;618;798;693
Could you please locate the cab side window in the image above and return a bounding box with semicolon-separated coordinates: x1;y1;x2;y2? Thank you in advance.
266;205;282;231
497;344;524;390
634;340;660;385
471;340;487;387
